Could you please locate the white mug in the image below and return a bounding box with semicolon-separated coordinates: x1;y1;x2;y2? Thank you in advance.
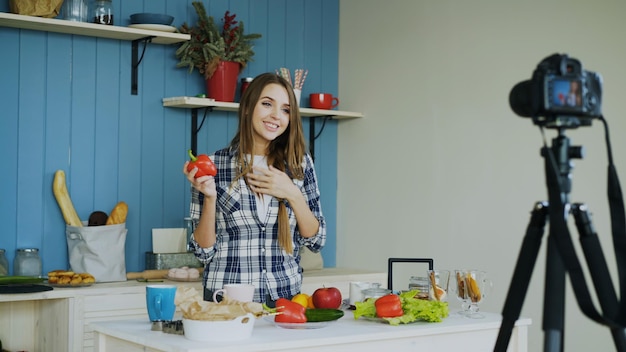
349;281;379;305
213;283;255;302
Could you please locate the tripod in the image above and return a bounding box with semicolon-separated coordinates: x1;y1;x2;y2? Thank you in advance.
494;128;626;352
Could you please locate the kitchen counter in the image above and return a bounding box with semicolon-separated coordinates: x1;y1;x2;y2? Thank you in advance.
0;267;387;352
91;312;531;352
0;267;384;303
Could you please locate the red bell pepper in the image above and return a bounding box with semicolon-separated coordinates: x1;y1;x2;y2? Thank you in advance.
275;297;307;323
187;149;217;178
375;294;404;318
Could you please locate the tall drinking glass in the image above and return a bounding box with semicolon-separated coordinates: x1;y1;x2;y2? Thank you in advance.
462;270;492;319
452;269;471;315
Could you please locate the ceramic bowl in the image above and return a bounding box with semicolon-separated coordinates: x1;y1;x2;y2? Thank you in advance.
183;313;256;341
129;13;174;25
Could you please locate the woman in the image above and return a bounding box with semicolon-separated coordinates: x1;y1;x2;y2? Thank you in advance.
183;73;326;305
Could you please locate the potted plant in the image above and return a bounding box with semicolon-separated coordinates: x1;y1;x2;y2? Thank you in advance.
176;1;262;102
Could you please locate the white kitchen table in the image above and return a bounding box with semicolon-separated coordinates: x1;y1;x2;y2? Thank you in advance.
90;311;530;352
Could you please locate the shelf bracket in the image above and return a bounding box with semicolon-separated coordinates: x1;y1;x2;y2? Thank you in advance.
308;115;333;161
190;107;214;155
191;108;198;155
189;108;332;160
131;36;155;95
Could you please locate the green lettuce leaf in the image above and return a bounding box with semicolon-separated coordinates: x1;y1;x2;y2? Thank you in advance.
353;298;377;320
352;290;449;325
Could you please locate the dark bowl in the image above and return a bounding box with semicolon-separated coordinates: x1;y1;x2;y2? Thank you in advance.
129;13;174;25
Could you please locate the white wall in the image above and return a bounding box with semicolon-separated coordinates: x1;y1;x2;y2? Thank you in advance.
338;1;626;351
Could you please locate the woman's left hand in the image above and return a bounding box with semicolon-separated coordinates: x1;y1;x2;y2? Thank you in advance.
246;165;298;200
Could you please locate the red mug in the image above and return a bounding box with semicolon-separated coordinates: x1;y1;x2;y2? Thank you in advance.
309;93;339;110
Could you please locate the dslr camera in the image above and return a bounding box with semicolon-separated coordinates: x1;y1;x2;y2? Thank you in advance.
509;53;603;128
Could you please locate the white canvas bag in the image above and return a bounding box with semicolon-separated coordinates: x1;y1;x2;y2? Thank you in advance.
65;222;127;282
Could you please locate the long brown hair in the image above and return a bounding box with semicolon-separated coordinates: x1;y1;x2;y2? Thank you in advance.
229;73;306;254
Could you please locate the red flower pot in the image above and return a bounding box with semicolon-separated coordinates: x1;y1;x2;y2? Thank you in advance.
205;61;240;102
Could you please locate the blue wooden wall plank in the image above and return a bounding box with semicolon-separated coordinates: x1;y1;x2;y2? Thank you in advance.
247;0;268;77
302;1;322;103
118;92;143;270
43;33;74;271
139;49;166;257
284;0;305;69
0;0;340;273
94;39;122;211
266;0;287;67
69;36;97;222
0;27;21;269
16;31;46;252
321;0;339;95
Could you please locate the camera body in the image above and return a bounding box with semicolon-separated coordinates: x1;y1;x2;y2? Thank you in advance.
510;53;603;128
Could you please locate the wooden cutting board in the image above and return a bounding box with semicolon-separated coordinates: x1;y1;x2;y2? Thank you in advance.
126;268;202;280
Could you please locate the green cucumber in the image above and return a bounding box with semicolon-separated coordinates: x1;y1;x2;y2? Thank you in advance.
305;308;344;322
0;276;45;285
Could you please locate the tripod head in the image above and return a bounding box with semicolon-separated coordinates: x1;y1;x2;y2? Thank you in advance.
540;127;585;202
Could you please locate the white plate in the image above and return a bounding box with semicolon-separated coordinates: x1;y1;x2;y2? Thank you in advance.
45;282;94;288
263;316;335;329
128;24;177;32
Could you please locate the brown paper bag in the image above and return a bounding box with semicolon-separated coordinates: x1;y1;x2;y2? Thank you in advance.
10;0;64;18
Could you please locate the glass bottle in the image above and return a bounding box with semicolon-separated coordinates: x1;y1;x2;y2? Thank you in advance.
408;276;430;300
240;77;253;98
0;249;8;276
184;217;195;252
92;0;114;25
14;248;42;277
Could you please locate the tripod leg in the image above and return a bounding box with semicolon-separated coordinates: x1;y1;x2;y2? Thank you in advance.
495;202;549;352
543;232;566;352
572;203;626;352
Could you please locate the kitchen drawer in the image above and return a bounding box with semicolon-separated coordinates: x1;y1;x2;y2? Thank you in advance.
84;292;146;313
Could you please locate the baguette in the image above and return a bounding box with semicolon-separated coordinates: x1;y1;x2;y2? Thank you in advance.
106;201;128;225
52;170;82;227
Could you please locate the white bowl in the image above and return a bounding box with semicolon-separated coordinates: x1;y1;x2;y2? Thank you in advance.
129;13;174;25
183;313;255;341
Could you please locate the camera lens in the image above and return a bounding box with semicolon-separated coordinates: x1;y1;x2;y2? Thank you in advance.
509;80;535;118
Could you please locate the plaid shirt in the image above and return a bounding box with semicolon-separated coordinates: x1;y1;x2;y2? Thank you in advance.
189;147;326;302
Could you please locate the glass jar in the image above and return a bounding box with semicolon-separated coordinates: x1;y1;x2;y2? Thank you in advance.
0;249;8;276
62;0;88;22
14;248;42;277
408;276;430;300
361;287;391;300
92;0;114;25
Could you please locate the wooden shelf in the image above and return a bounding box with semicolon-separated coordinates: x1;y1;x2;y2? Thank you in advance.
163;96;363;159
0;12;190;94
0;12;189;44
162;96;364;119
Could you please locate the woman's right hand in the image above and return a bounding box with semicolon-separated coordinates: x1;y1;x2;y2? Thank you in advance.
183;161;217;198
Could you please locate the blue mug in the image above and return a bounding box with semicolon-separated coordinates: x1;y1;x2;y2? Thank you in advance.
146;285;177;321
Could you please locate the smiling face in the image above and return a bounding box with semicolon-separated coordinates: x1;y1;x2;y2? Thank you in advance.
251;83;291;155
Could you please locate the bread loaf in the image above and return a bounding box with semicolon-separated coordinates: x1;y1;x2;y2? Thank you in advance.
52;170;83;227
106;201;128;225
88;211;108;226
47;270;95;285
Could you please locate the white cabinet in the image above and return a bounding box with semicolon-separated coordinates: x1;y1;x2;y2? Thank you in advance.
0;281;199;352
